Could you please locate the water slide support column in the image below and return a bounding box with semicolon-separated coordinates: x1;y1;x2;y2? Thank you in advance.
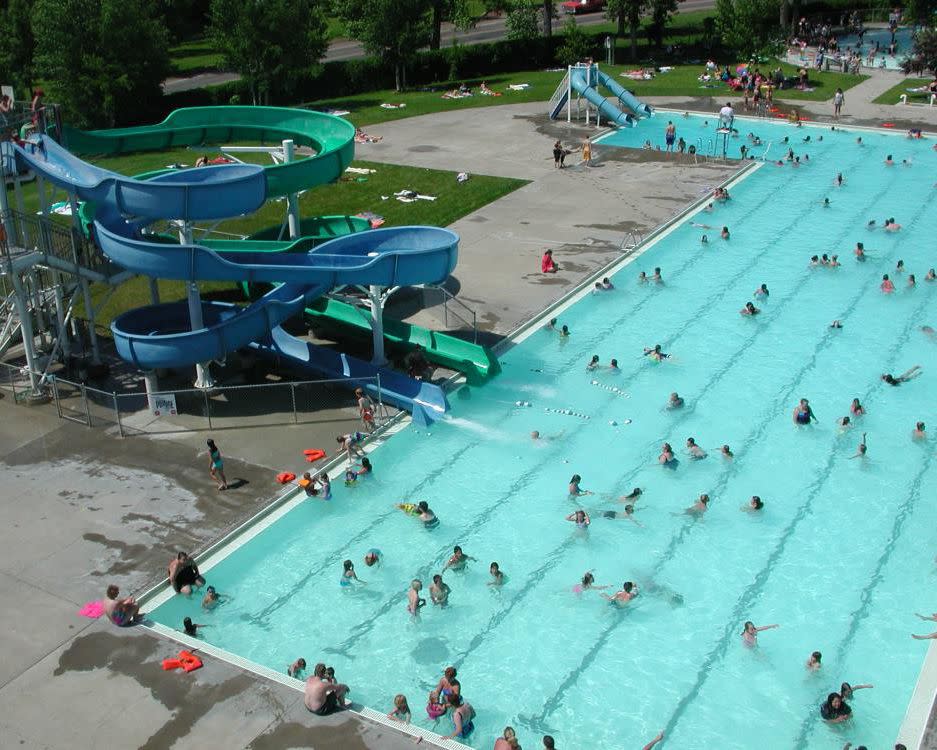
65;191;101;366
11;273;41;393
0;151;12;245
181;221;215;389
282;139;300;239
368;285;387;367
149;278;160;305
567;66;572;123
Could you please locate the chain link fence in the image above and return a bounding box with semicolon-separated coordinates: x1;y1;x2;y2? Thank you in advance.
0;361;390;437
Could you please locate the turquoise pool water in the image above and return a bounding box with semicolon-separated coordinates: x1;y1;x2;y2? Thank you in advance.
836;26;914;69
151;115;937;749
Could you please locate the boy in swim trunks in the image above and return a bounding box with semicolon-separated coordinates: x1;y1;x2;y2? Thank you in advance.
103;584;141;626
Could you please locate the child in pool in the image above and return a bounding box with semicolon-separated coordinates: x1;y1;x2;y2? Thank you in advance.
388;694;411;723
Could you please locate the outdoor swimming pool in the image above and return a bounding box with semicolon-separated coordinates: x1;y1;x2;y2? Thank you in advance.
836;26;914;69
149;115;937;749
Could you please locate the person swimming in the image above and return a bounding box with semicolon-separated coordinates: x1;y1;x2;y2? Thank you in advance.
602;581;639;606
848;432;868;459
744;495;764;512
659;442;677;468
568;474;593;497
644;344;670;361
882;365;922;385
741;301;760;315
340;559;364;587
586;354;600;370
364;549;382;566
566;509;591;529
754;283;769;297
668;392;684;409
881;274;895;293
720;444;734;459
793;398;817;425
741;620;779;646
686;493;710;514
686;437;707;459
572;571;610;593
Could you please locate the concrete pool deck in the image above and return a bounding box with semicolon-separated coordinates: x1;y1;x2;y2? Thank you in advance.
3;93;937;748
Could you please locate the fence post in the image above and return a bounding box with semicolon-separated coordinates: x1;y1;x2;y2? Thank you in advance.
81;383;92;427
290;382;298;424
204;389;212;430
51;374;60;417
376;373;384;426
113;392;123;438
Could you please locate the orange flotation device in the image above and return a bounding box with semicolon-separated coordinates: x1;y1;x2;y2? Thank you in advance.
303;449;326;462
162;650;203;672
276;472;296;484
882;122;895;128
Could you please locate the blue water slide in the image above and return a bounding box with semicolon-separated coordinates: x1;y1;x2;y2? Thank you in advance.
252;326;449;425
12;136;267;220
11;118;460;422
595;69;654;119
569;68;635;128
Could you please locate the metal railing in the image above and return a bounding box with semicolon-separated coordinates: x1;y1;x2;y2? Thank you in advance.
619;229;643;252
0;361;392;437
419;285;478;343
548;72;570;116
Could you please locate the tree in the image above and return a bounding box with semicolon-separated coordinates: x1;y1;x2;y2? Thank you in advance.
209;0;328;105
0;0;36;96
556;16;591;63
506;0;541;41
906;0;937;25
715;0;780;59
155;0;212;43
33;0;170;128
543;0;555;37
606;0;648;60
428;0;478;50
905;27;937;75
647;0;678;50
339;0;431;91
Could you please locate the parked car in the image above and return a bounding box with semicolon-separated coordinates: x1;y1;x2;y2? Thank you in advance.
562;0;606;14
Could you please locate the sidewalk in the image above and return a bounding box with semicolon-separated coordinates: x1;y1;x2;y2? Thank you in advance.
364;103;738;339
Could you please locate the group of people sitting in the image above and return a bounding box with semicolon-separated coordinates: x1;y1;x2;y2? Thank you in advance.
441;81;500;99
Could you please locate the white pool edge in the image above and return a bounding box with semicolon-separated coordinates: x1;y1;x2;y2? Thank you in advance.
145;621;470;750
899;639;937;749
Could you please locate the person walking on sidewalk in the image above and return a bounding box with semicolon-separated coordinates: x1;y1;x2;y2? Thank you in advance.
206;438;228;490
833;88;845;119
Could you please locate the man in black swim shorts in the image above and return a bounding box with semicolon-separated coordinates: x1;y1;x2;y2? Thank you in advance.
304;662;350;715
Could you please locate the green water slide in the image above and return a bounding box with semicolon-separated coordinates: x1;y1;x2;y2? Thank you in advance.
62;106;355;198
64;107;498;382
303;296;500;383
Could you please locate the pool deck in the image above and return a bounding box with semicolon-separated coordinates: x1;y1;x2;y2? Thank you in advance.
3;93;937;748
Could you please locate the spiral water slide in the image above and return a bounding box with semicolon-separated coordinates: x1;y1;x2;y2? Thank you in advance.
13;107;459;422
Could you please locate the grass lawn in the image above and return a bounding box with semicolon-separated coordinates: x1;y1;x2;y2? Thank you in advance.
872;78;932;105
622;61;866;103
61;155;525;330
302;60;866;129
168;38;225;76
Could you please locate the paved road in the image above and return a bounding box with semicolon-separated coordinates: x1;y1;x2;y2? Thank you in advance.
163;0;715;94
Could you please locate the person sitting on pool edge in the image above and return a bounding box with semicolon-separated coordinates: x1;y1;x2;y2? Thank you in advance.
168;551;205;595
304;662;350;715
103;584;142;627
